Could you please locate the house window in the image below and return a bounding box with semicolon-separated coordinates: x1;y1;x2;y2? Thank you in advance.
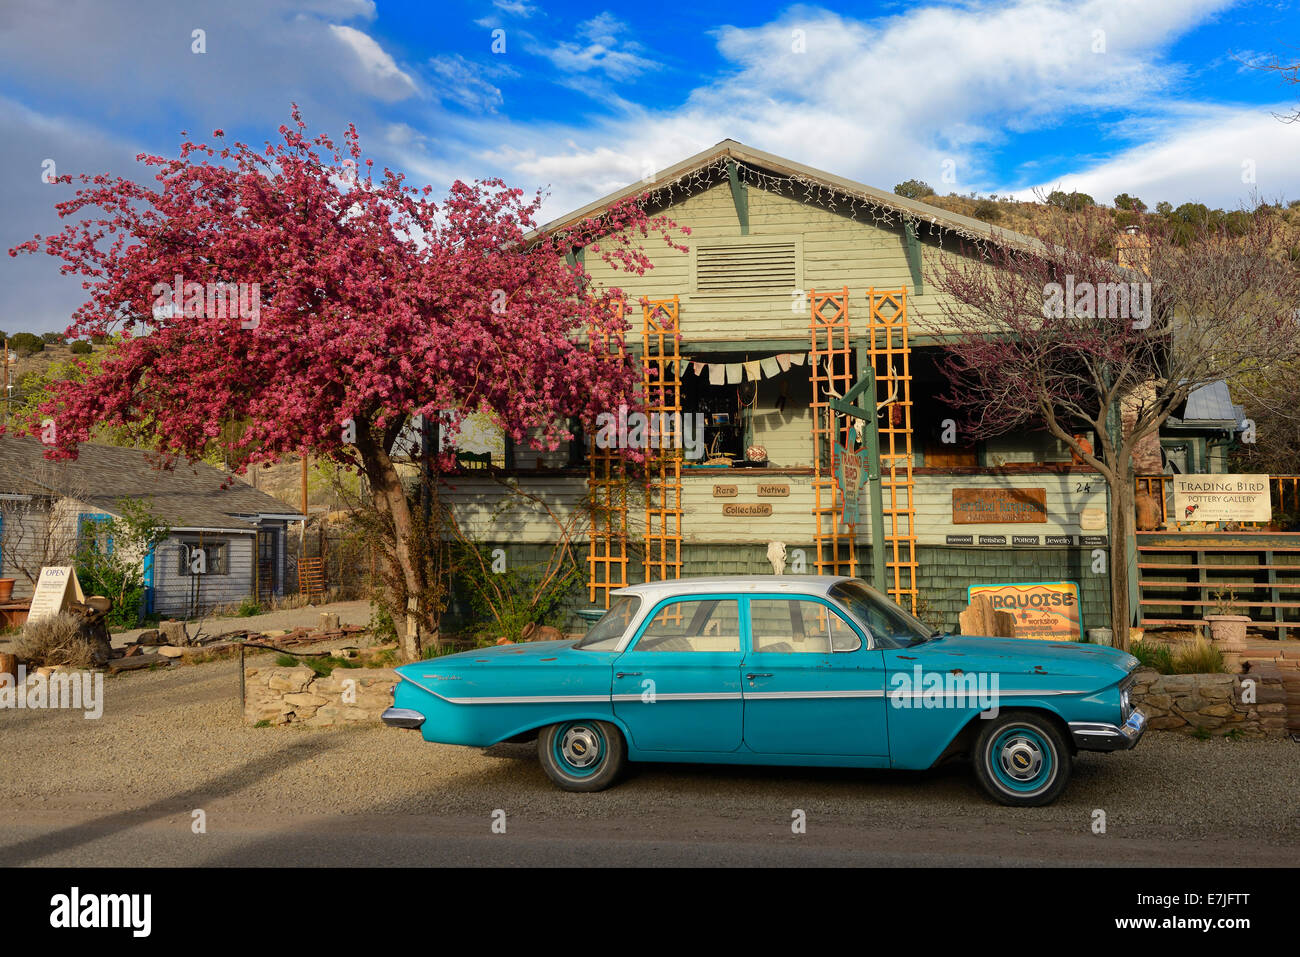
179;540;228;576
77;513;114;555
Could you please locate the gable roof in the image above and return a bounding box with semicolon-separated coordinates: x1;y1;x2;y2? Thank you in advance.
0;436;302;531
536;138;1041;251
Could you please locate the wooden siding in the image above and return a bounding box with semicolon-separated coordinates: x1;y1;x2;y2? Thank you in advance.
152;533;255;617
580;179;986;341
442;471;1106;548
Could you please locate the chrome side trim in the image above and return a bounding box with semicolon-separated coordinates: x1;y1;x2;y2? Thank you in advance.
445;694;610;705
612;692;744;702
744;690;885;699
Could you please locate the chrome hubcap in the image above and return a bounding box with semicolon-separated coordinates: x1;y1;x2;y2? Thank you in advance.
561;725;601;769
998;735;1044;781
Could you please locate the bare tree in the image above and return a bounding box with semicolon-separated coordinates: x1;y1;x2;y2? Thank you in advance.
0;459;95;591
928;204;1300;649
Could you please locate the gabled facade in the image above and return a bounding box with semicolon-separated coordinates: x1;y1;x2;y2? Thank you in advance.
440;140;1113;632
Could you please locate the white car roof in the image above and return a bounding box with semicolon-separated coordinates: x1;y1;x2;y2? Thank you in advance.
611;575;854;601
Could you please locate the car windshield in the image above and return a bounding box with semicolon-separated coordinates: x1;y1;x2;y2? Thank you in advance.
573;595;641;651
828;579;938;648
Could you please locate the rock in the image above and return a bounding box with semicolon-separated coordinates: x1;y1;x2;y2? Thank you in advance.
157;646;185;658
267;667;314;693
284;692;328;708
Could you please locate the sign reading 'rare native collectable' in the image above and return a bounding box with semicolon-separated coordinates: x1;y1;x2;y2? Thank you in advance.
1172;474;1271;523
952;488;1047;524
967;581;1082;641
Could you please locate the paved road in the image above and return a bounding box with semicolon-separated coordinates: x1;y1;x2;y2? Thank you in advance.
3;653;1297;867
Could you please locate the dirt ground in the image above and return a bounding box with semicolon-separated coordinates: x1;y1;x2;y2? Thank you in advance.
2;625;1297;866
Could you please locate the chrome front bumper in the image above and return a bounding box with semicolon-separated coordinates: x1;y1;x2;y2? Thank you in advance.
381;707;426;730
1069;710;1146;752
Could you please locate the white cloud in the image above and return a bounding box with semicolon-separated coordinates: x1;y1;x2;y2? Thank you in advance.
461;0;1287;223
534;13;654;81
328;24;419;100
492;0;537;16
1012;105;1300;208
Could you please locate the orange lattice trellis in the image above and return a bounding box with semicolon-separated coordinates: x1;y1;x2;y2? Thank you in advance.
866;287;918;613
587;301;630;608
641;296;683;583
809;287;856;576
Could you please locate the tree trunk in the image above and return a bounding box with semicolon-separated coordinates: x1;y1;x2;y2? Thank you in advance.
1108;475;1134;651
355;425;426;661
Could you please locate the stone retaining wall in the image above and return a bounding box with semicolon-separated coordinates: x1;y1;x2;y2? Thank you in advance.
244;665;397;727
1131;668;1287;737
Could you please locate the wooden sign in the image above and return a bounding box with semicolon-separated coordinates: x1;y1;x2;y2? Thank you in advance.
952;488;1047;524
27;566;86;624
1173;474;1271;523
968;581;1082;641
712;485;738;498
756;484;789;497
723;503;772;517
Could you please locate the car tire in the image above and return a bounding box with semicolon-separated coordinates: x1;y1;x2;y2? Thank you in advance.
537;720;626;792
972;712;1071;807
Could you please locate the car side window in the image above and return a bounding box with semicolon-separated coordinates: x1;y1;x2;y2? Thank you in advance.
634;599;741;653
749;598;862;654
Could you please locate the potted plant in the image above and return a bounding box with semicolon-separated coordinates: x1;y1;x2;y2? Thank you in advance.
1204;588;1249;671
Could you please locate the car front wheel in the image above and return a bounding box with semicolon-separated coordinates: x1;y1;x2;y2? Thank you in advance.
537;720;626;792
973;712;1071;807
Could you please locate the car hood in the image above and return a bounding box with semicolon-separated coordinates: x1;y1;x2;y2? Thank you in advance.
895;634;1138;682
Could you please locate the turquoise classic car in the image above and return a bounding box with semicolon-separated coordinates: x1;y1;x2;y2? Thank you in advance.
383;576;1145;806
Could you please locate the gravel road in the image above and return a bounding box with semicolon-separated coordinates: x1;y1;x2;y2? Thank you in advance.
2;651;1297;866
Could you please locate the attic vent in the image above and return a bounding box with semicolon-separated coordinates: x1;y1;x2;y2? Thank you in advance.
695;241;797;292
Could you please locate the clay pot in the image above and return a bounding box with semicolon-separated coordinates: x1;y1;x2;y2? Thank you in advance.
0;578;15;602
1134;493;1160;532
1205;614;1249;672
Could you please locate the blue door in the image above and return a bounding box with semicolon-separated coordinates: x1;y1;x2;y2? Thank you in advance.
740;595;889;756
612;595;744;752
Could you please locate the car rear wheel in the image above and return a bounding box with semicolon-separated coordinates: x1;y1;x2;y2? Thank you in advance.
972;712;1070;807
537;720;626;792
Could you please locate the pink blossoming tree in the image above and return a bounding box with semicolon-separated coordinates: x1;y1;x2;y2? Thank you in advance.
10;108;685;659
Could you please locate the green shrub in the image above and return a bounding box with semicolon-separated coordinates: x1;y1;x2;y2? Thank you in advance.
1170;638;1224;674
1130;640;1175;674
451;544;580;642
893;179;934;200
69;340;92;355
9;332;45;357
972;198;1001;222
236;597;264;617
41;332;65;344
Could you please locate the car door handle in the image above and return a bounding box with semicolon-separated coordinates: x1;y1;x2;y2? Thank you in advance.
745;673;774;679
616;672;642;679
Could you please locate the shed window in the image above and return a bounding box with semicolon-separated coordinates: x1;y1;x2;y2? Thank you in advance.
179;540;228;576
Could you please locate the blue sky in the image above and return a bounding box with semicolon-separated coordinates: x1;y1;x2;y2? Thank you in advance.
2;0;1298;331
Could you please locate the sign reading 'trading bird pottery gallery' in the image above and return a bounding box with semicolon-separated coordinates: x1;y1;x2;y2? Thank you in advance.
1172;474;1271;524
968;581;1082;641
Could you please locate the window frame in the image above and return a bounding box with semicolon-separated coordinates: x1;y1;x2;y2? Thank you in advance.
745;594;868;654
177;539;230;577
625;595;744;654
